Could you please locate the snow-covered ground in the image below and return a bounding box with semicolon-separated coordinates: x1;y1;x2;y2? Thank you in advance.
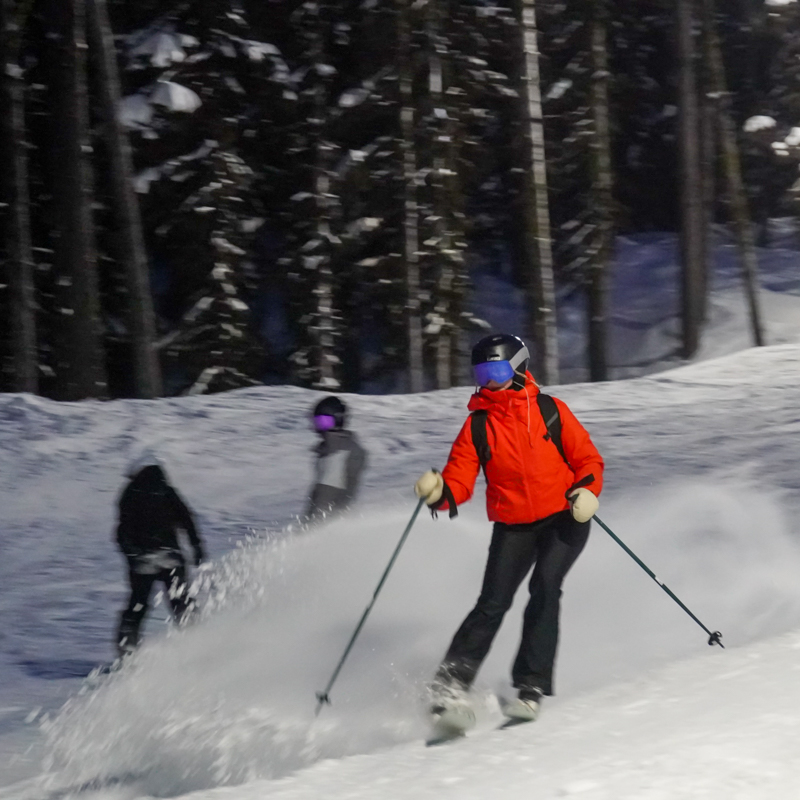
2;333;800;798
2;228;800;799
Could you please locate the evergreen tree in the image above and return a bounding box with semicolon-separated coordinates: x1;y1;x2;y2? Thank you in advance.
51;0;108;399
588;0;613;382
745;0;800;221
513;0;558;384
703;0;764;348
117;0;283;393
676;0;706;359
160;150;265;393
0;0;37;393
88;0;161;397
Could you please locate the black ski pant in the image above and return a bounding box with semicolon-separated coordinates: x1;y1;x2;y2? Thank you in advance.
117;564;192;655
435;510;589;696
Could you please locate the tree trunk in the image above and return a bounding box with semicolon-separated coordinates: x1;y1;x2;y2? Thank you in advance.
588;0;613;383
53;0;107;399
699;59;716;321
311;10;338;390
87;0;161;397
515;0;558;385
430;10;450;390
399;0;424;392
1;0;37;393
701;0;764;346
676;0;706;359
428;0;463;390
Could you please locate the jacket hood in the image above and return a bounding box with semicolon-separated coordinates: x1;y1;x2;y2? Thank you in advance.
127;447;161;478
129;464;169;491
467;372;540;413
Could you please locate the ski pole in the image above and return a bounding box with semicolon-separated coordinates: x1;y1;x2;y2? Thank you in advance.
593;515;724;648
315;497;427;716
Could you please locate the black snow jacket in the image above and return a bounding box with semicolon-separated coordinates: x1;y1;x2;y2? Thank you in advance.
116;465;204;568
306;429;367;521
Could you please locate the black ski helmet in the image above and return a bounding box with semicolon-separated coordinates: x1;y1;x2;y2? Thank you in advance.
312;395;347;429
471;333;530;381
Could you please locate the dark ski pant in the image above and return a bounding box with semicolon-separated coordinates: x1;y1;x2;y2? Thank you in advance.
435;510;589;696
117;564;192;656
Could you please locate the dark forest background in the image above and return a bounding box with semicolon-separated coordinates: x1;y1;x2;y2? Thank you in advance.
1;0;798;399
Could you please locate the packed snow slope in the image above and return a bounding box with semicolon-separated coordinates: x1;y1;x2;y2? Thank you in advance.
2;344;800;799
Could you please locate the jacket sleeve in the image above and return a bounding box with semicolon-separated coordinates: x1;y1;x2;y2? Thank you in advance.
555;398;605;496
345;438;367;501
438;417;481;510
306;482;338;522
116;491;144;558
169;487;204;555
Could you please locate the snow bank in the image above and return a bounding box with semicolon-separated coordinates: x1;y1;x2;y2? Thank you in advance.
1;344;800;798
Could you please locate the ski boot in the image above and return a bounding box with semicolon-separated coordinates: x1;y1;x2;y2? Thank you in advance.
501;686;543;724
427;674;476;741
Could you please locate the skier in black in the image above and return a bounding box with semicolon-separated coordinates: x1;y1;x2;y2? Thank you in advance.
115;455;205;656
305;396;367;522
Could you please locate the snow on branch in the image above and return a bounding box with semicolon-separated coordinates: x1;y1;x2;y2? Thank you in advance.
743;115;777;133
151;81;202;113
118;94;154;129
128;31;192;69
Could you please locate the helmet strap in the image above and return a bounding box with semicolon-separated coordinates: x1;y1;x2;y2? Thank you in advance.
508;345;530;372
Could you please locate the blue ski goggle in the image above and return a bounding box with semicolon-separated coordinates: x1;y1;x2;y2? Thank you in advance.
473;360;516;387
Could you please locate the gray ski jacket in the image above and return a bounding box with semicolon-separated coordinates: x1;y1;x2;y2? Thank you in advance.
306;429;367;521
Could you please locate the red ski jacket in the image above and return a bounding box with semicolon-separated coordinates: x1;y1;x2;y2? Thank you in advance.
439;376;604;524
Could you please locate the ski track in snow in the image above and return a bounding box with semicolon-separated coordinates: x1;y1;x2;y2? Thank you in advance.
0;345;800;798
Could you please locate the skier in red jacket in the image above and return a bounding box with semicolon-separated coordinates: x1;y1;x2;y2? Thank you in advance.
415;333;604;728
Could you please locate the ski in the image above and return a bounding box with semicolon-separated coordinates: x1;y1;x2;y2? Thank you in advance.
425;704;476;746
497;715;535;731
425;728;466;747
82;657;129;691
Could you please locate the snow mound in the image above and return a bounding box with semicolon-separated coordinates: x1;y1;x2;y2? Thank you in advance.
1;345;800;799
32;474;800;797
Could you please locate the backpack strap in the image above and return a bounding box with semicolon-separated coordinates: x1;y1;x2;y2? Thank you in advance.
470;410;494;474
538;394;599;496
536;393;570;467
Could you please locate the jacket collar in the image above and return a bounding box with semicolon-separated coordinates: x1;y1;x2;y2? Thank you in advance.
315;428;353;453
467;372;540;413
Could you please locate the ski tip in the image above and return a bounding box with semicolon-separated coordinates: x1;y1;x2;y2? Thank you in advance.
85;660;123;680
425;729;467;747
497;716;535;730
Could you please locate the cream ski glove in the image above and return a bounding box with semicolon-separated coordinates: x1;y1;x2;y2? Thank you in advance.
568;487;599;523
414;470;444;506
